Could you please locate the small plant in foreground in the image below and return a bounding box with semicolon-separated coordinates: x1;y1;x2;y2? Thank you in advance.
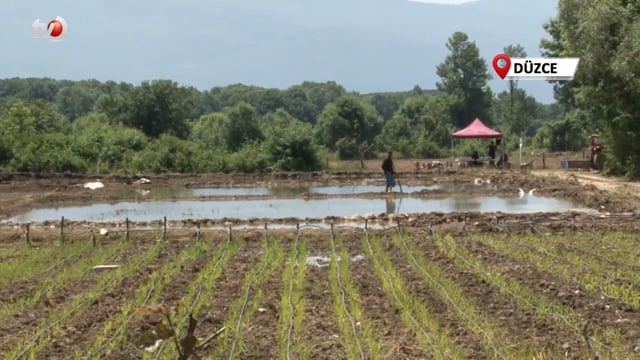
134;301;225;360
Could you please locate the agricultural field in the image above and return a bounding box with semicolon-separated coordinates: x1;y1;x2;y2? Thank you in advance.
0;216;639;359
0;167;640;359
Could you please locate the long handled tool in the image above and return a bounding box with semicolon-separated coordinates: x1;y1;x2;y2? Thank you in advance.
396;174;403;193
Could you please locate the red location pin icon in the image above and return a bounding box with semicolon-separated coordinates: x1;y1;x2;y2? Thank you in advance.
492;54;511;80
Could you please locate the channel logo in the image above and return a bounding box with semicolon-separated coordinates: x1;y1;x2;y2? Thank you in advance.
492;54;579;81
32;16;68;42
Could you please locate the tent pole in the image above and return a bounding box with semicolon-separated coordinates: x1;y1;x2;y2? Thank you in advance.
501;139;505;169
451;138;454;164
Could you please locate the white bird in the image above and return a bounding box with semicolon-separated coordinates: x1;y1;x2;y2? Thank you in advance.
99;228;109;236
133;177;151;185
84;181;104;190
518;188;536;198
474;178;490;185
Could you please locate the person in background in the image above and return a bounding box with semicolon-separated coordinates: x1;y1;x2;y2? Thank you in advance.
381;151;396;193
471;150;480;166
497;152;510;168
487;141;497;165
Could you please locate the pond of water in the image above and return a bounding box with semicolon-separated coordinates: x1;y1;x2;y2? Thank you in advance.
122;183;495;198
6;195;577;223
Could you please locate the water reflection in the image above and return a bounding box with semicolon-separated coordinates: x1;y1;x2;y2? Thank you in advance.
385;197;396;214
4;196;580;223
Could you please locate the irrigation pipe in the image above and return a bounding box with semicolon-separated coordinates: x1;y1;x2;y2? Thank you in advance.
525;224;621;302
227;224;271;360
152;232;233;359
284;224;302;360
394;223;505;359
455;225;615;355
85;283;157;360
12;241;162;359
329;224;365;360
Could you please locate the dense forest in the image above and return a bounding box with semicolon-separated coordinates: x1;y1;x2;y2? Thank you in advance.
1;22;634;176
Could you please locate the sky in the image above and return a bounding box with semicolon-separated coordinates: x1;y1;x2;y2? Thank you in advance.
0;0;559;103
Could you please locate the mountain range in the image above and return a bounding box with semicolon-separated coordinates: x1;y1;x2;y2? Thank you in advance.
0;0;558;103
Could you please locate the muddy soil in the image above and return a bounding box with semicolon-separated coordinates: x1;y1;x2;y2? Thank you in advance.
401;230;589;357
340;233;432;359
57;239;215;359
0;237;166;354
458;237;640;356
0;223;639;358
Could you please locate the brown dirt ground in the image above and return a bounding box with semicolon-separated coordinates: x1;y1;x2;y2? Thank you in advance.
1;163;640;358
0;236;169;354
455;236;640;356
0;222;638;358
50;239;216;359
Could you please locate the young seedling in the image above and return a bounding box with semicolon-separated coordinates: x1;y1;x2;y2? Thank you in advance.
134;300;226;359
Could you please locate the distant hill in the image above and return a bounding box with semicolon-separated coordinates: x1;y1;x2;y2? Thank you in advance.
0;0;558;102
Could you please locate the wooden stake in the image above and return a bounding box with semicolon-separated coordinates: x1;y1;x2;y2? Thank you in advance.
125;217;130;241
59;216;65;243
24;223;31;247
162;216;167;240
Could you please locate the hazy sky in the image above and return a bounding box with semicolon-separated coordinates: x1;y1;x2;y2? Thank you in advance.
0;0;559;103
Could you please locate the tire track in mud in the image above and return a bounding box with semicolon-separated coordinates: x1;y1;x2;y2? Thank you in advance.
341;232;430;359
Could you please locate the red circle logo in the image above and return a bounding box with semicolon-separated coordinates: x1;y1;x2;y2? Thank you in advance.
47;20;64;37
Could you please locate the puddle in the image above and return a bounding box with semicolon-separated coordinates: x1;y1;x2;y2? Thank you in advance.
191;184;443;196
120;184;448;198
5;196;579;223
306;254;365;268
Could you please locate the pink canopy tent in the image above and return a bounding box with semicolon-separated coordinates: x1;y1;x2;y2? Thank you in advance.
450;118;504;164
452;118;502;139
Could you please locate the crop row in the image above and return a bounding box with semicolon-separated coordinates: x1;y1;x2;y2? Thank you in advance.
3;227;638;359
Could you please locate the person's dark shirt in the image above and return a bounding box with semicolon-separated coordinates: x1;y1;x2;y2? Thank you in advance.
488;144;496;158
381;158;394;173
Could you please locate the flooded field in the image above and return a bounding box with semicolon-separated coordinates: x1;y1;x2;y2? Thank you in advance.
5;195;577;223
119;183;497;198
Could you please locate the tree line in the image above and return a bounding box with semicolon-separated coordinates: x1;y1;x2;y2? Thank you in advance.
1;27;625;175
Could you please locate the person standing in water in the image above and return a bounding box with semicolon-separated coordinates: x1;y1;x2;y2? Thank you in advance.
381;151;396;193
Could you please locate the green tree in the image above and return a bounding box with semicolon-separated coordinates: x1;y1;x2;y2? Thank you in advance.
499;44;538;136
0;99;69;149
72;112;148;172
131;134;201;173
378;96;451;157
190;112;228;150
55;84;99;120
436;31;493;128
124;80;193;138
10;133;87;173
315;96;383;161
223;101;263;151
261;109;322;171
541;0;640;176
